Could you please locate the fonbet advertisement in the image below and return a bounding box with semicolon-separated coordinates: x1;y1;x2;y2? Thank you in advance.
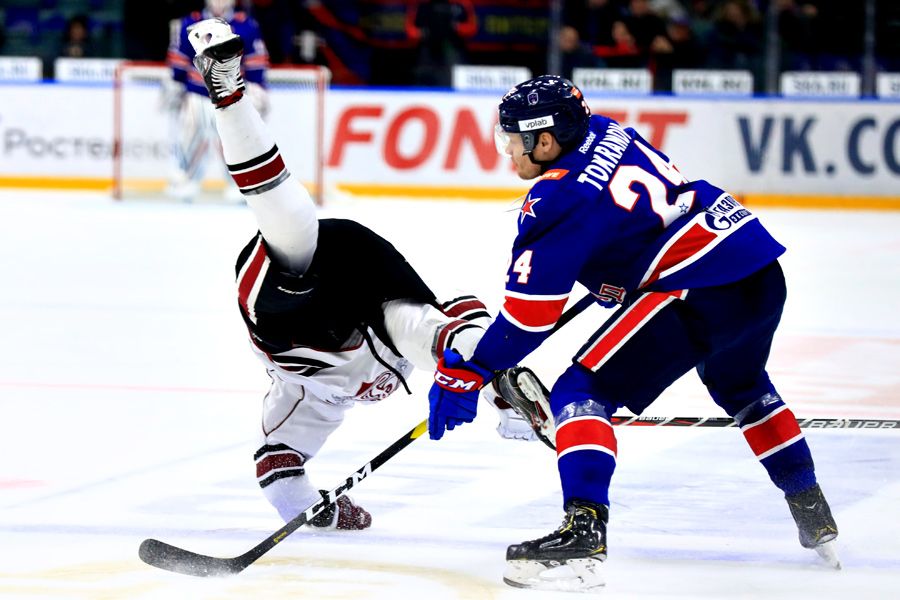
1;82;899;204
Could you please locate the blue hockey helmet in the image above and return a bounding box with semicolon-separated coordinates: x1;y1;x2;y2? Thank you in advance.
496;75;591;156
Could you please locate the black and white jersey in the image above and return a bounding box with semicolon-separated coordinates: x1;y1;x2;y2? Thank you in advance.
235;218;437;404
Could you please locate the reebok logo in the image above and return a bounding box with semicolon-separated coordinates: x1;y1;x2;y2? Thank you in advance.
518;115;555;131
578;131;597;154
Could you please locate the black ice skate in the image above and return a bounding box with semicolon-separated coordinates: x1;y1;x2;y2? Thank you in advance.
786;483;840;569
186;18;245;108
504;500;608;591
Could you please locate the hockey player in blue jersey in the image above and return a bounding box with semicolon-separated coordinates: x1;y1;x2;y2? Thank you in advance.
427;75;839;590
166;0;269;201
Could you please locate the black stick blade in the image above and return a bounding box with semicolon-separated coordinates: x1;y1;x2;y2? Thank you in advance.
139;538;246;577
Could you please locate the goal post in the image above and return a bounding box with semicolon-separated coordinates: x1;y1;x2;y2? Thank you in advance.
112;61;330;204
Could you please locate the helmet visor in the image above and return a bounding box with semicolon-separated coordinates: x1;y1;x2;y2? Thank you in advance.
494;124;523;157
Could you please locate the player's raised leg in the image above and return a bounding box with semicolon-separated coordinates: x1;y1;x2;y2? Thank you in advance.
187;17;317;273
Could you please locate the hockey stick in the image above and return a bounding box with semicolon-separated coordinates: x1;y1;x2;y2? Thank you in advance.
139;293;596;577
139;420;429;576
611;415;900;429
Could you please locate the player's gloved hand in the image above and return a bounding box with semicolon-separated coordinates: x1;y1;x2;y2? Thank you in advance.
428;349;493;440
482;385;538;442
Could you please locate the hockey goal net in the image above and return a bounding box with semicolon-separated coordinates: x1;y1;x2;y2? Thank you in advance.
112;62;329;204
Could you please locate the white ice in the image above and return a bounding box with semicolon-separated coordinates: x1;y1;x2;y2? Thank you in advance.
0;190;898;599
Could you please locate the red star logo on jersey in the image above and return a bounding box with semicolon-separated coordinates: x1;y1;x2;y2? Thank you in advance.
520;195;541;223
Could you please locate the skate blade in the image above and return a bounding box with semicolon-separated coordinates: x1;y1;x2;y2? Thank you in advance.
814;540;841;570
513;371;557;449
503;558;605;592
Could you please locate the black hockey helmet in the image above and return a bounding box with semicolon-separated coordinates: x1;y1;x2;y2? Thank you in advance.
496;75;591;156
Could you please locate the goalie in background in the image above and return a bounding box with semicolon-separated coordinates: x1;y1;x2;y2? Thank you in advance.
182;17;545;532
165;0;269;202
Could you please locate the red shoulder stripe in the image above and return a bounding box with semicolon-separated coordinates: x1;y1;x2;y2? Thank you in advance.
500;293;568;332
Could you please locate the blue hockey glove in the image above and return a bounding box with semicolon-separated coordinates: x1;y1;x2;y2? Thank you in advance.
428;349;494;440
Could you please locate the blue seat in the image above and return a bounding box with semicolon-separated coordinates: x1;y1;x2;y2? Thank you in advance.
90;0;124;11
7;0;43;8
4;7;39;41
38;10;67;34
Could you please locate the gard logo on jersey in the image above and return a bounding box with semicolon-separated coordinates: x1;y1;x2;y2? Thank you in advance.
519;116;555;131
704;194;752;231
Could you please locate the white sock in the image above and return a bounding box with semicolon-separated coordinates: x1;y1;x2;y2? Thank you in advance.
214;96;274;164
213;98;318;273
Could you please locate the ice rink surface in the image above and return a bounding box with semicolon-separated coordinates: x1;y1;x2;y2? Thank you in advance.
0;190;898;599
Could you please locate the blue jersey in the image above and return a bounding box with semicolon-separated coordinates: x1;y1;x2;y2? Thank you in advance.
473;114;786;371
167;10;268;97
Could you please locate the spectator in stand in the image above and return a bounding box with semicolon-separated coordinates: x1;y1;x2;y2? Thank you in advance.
666;15;704;69
59;14;97;59
294;1;369;85
806;0;864;71
595;20;644;68
250;0;298;65
564;1;645;69
876;0;900;72
565;0;626;48
777;0;818;71
705;0;763;79
123;0;197;61
655;14;704;90
621;0;673;67
559;25;605;79
685;0;717;43
648;0;688;21
406;0;476;88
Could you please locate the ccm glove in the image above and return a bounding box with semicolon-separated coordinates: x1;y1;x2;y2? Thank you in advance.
428;349;494;440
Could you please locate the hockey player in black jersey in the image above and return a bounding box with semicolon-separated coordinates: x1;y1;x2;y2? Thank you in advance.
185;18;547;531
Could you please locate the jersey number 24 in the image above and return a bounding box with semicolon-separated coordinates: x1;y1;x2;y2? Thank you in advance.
609;140;696;227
